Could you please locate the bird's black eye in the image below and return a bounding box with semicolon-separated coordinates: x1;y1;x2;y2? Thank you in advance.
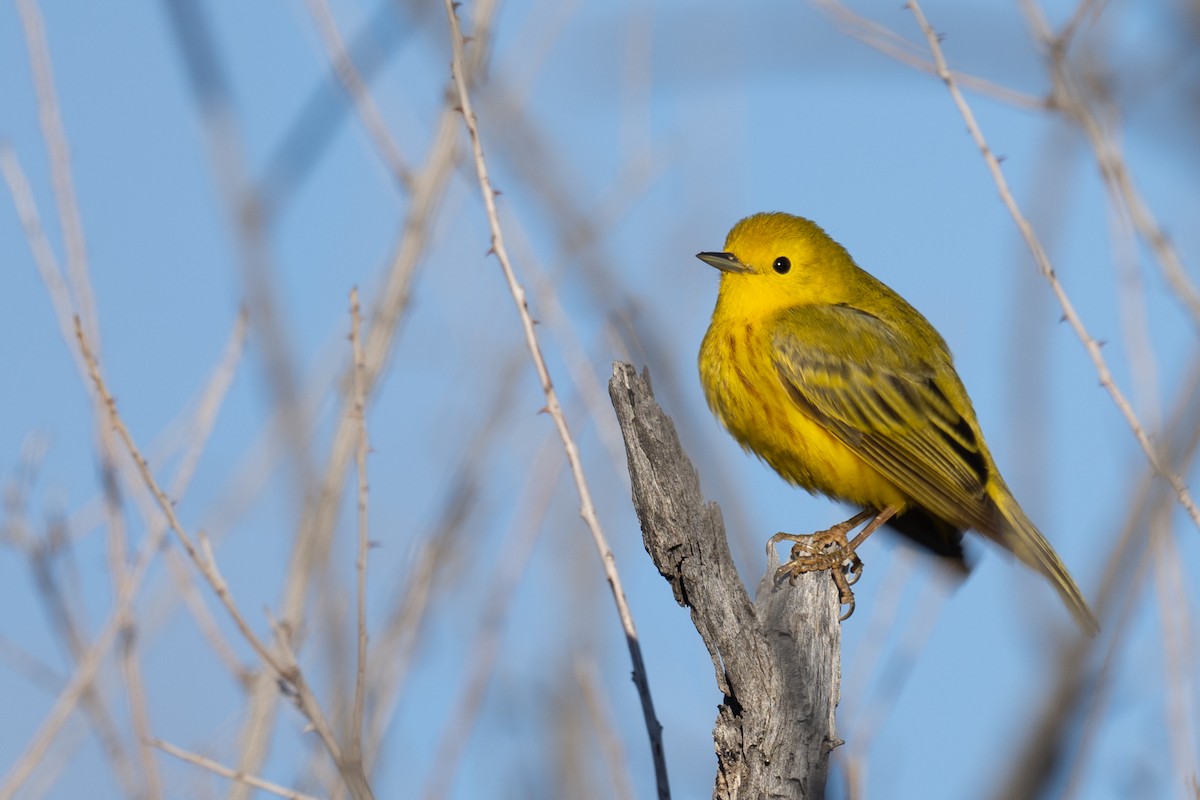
772;256;791;274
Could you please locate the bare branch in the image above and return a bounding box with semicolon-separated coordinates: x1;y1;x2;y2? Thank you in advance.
349;288;370;763
443;4;669;796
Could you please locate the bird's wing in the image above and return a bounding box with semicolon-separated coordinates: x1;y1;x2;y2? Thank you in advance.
771;303;995;532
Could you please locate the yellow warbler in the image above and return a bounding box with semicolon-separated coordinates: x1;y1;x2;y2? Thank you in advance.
697;211;1097;634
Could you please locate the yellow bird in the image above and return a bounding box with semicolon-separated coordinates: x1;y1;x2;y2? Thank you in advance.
697;211;1097;633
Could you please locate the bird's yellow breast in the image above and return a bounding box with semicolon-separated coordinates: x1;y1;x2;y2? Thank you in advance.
699;314;908;511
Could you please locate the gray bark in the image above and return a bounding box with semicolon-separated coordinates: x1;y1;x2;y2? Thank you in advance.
608;362;840;800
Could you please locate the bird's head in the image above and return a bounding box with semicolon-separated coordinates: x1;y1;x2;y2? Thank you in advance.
697;212;859;318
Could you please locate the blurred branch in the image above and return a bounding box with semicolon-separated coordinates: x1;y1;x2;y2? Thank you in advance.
303;0;413;189
0;144;78;367
115;311;253;686
145;311;252;681
260;0;428;217
360;352;525;769
8;15;157;791
362;513;456;765
149;739;325;800
0;310;247;798
28;527;140;797
0;636;61;696
223;0;480;777
478;70;763;567
444;3;669;797
1151;514;1200;793
905;0;1200;532
838;547;924;760
251;76;458;800
811;0;1044;110
574;657;637;800
160;9;321;785
420;431;561;800
996;354;1200;800
0;505;159;797
15;0;99;343
164;0;312;502
7;9;187;795
609;363;840;800
71;318;375;800
1020;0;1200;330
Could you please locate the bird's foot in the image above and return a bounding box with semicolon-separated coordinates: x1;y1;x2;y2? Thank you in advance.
768;517;868;621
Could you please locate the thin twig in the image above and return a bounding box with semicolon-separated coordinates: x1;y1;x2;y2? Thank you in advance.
74;318;283;674
150;739;326;800
505;216;636;485
442;4;669;796
349;288;370;762
128;311;253;682
905;0;1200;531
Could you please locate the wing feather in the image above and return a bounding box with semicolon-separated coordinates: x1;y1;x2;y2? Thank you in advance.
771;304;995;532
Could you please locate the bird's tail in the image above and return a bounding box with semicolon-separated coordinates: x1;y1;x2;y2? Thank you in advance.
988;483;1099;636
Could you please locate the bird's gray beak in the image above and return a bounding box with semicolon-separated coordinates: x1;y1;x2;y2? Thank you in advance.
696;251;752;274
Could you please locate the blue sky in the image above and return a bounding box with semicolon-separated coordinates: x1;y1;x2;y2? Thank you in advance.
1;1;1197;798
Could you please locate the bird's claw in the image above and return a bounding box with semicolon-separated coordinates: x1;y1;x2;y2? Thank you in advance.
768;525;865;620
